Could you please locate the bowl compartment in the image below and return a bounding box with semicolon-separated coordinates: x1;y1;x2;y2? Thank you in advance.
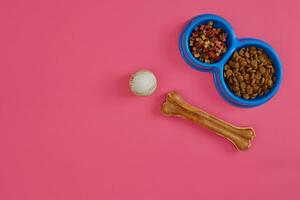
215;38;282;107
179;14;236;72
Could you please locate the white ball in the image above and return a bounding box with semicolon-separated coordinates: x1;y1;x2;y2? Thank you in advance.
129;69;157;96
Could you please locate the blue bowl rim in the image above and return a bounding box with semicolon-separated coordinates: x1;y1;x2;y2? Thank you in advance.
179;13;283;108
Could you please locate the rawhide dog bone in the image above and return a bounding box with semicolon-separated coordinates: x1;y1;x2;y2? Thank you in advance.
162;91;255;151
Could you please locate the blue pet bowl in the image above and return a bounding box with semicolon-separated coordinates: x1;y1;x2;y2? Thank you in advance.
179;14;282;108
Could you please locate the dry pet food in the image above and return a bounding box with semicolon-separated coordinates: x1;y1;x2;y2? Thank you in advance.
224;46;276;100
189;21;228;63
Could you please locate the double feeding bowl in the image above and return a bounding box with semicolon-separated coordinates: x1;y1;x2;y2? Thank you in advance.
179;14;282;108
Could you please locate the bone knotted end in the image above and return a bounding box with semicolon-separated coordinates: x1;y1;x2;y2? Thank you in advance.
161;91;255;151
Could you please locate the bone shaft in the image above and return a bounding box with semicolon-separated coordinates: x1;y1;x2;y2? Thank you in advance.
165;92;254;150
177;107;242;138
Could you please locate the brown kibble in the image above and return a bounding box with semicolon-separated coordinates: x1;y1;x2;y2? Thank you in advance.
240;82;246;89
251;82;257;88
267;79;273;87
224;65;229;71
246;58;251;64
271;67;275;74
237;75;243;82
251;60;258;67
233;52;239;59
243;94;250;99
246;67;252;72
239;48;245;56
233;87;240;92
235;92;242;97
224;46;276;100
233;77;238;83
245;52;250;58
225;69;233;77
259;66;266;74
234;62;240;69
244;74;250;81
255;73;261;80
250;49;257;55
247;88;253;95
258;55;265;63
263;84;268;90
263;71;269;78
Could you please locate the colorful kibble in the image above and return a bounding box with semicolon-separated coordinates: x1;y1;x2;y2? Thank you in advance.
189;21;228;63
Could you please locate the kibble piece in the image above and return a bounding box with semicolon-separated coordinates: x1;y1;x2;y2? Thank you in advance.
245;52;250;58
267;79;273;87
246;58;251;64
240;60;247;67
263;84;268;91
233;52;239;59
253;86;259;92
243;94;250;99
233;87;240;92
239;48;245;56
251;60;258;67
250;49;257;55
244;74;250;81
237;75;243;82
271;67;275;73
234;62;240;69
255;73;261;80
240;82;246;89
233;77;238;83
247;88;253;95
259;66;266;74
235;92;242;97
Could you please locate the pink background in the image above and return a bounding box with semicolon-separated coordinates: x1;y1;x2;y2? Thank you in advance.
0;0;299;199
